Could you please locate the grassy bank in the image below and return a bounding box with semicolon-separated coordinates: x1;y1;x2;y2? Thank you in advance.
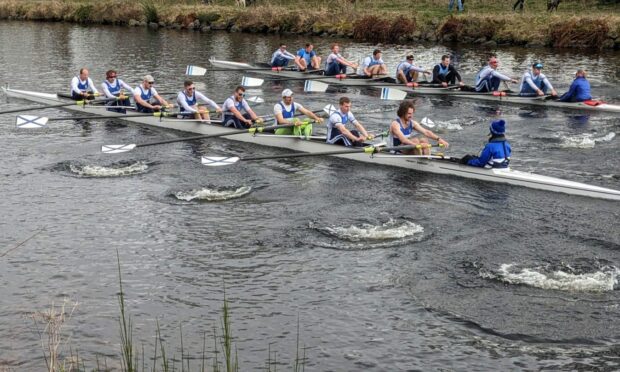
0;0;619;49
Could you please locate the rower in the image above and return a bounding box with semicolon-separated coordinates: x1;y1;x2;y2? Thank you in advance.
358;49;387;78
474;56;518;92
558;69;591;102
387;100;449;155
273;89;323;136
432;55;464;87
295;43;321;71
176;80;222;121
133;74;171;113
324;43;359;76
270;43;297;69
101;69;132;113
222;85;262;129
396;55;431;84
460;119;511;168
326;96;371;147
70;68;99;100
519;62;558;97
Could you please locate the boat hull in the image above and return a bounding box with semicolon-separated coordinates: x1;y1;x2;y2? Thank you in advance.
3;87;620;201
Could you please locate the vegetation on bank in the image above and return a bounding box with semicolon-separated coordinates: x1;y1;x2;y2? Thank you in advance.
0;0;619;49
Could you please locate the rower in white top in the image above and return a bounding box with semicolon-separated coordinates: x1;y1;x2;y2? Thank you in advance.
176;80;222;121
270;43;299;69
325;43;359;76
358;49;387;78
396;54;431;85
70;68;99;100
133;74;171;113
326;96;372;147
101;69;133;113
273;89;323;136
221;85;263;129
474;56;518;92
518;62;558;97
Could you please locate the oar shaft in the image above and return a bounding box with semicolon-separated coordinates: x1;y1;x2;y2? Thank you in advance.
241;145;414;161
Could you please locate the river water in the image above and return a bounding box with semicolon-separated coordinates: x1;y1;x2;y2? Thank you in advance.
0;22;619;371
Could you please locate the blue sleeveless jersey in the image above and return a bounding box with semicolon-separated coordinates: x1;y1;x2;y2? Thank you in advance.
104;79;121;96
388;118;414;147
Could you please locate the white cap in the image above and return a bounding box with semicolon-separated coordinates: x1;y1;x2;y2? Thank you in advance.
281;89;294;97
143;74;155;83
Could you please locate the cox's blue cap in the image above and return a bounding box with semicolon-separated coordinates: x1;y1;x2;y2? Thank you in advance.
490;119;506;135
533;62;544;69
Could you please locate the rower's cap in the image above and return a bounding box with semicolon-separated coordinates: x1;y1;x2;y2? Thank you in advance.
490;119;506;135
281;88;294;97
533;62;543;69
406;54;414;60
143;74;155;83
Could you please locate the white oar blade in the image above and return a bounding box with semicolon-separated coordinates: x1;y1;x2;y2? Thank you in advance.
241;76;264;87
323;104;337;116
420;117;435;128
16;115;48;129
380;88;407;101
246;96;264;104
201;156;240;166
101;144;137;154
304;80;329;93
185;65;207;76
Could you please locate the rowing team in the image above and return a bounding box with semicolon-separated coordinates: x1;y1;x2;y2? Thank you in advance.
271;44;593;102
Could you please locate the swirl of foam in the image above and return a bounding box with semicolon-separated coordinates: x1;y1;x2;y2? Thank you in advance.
174;186;252;202
69;161;148;177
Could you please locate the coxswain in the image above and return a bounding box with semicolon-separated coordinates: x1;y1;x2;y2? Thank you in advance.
460;119;511;168
358;49;387;78
176;80;222;121
295;43;321;71
70;68;99;100
133;75;171;113
221;85;262;129
324;43;358;76
273;89;323;136
558;69;592;102
270;44;297;68
474;56;518;92
326;97;371;147
101;69;132;113
431;55;464;87
519;62;558;97
387;100;449;155
396;55;431;84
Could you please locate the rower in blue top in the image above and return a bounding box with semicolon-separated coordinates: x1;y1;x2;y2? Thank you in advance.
396;54;431;85
295;43;321;72
101;69;133;113
358;49;387;78
176;80;222;121
221;86;262;129
270;44;297;69
558;69;592;102
431;55;464;87
70;68;99;100
460;119;511;168
326;97;371;147
519;62;558;97
387;100;449;155
132;74;171;113
475;56;518;92
324;43;359;76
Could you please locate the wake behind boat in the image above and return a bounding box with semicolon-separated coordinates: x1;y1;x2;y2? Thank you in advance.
207;58;620;114
3;86;620;201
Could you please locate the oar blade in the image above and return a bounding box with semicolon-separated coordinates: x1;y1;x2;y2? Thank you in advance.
241;76;264;87
304;80;329;93
185;65;207;76
420;117;435;128
16;115;48;129
323;104;337;116
201;156;240;167
380;88;407;101
246;96;264;104
101;144;137;154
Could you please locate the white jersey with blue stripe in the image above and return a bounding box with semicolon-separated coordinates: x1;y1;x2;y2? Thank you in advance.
358;56;384;75
395;61;425;78
71;76;99;96
326;109;357;143
101;78;132;98
270;49;296;64
273;101;303;125
519;70;554;93
475;66;512;86
133;85;158;101
222;96;251;116
176;91;220;113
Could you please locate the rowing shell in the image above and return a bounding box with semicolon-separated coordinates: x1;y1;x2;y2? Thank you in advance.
208;58;620;113
3;87;620;201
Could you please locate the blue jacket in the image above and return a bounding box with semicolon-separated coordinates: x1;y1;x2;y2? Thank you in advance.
467;137;511;168
559;77;591;102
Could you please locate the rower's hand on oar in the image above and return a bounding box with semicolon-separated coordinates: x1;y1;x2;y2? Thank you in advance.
441;82;448;88
314;117;324;124
437;137;449;148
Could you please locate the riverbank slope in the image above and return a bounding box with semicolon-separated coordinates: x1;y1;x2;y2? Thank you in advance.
0;0;619;49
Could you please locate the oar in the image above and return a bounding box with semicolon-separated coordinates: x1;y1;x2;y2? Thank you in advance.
303;81;407;101
15;111;184;129
186;64;300;76
200;144;416;166
102;121;316;154
241;73;357;87
0;97;121;116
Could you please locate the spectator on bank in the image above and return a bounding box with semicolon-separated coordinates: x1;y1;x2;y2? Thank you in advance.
449;0;464;12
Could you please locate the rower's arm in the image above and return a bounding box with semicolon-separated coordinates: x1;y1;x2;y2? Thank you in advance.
133;91;150;108
414;122;449;147
335;123;358;141
177;93;196;113
300;107;322;122
153;94;169;107
101;83;115;99
467;145;493;167
390;122;412;144
453;66;463;83
492;70;513;82
431;66;443;83
353;121;369;139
